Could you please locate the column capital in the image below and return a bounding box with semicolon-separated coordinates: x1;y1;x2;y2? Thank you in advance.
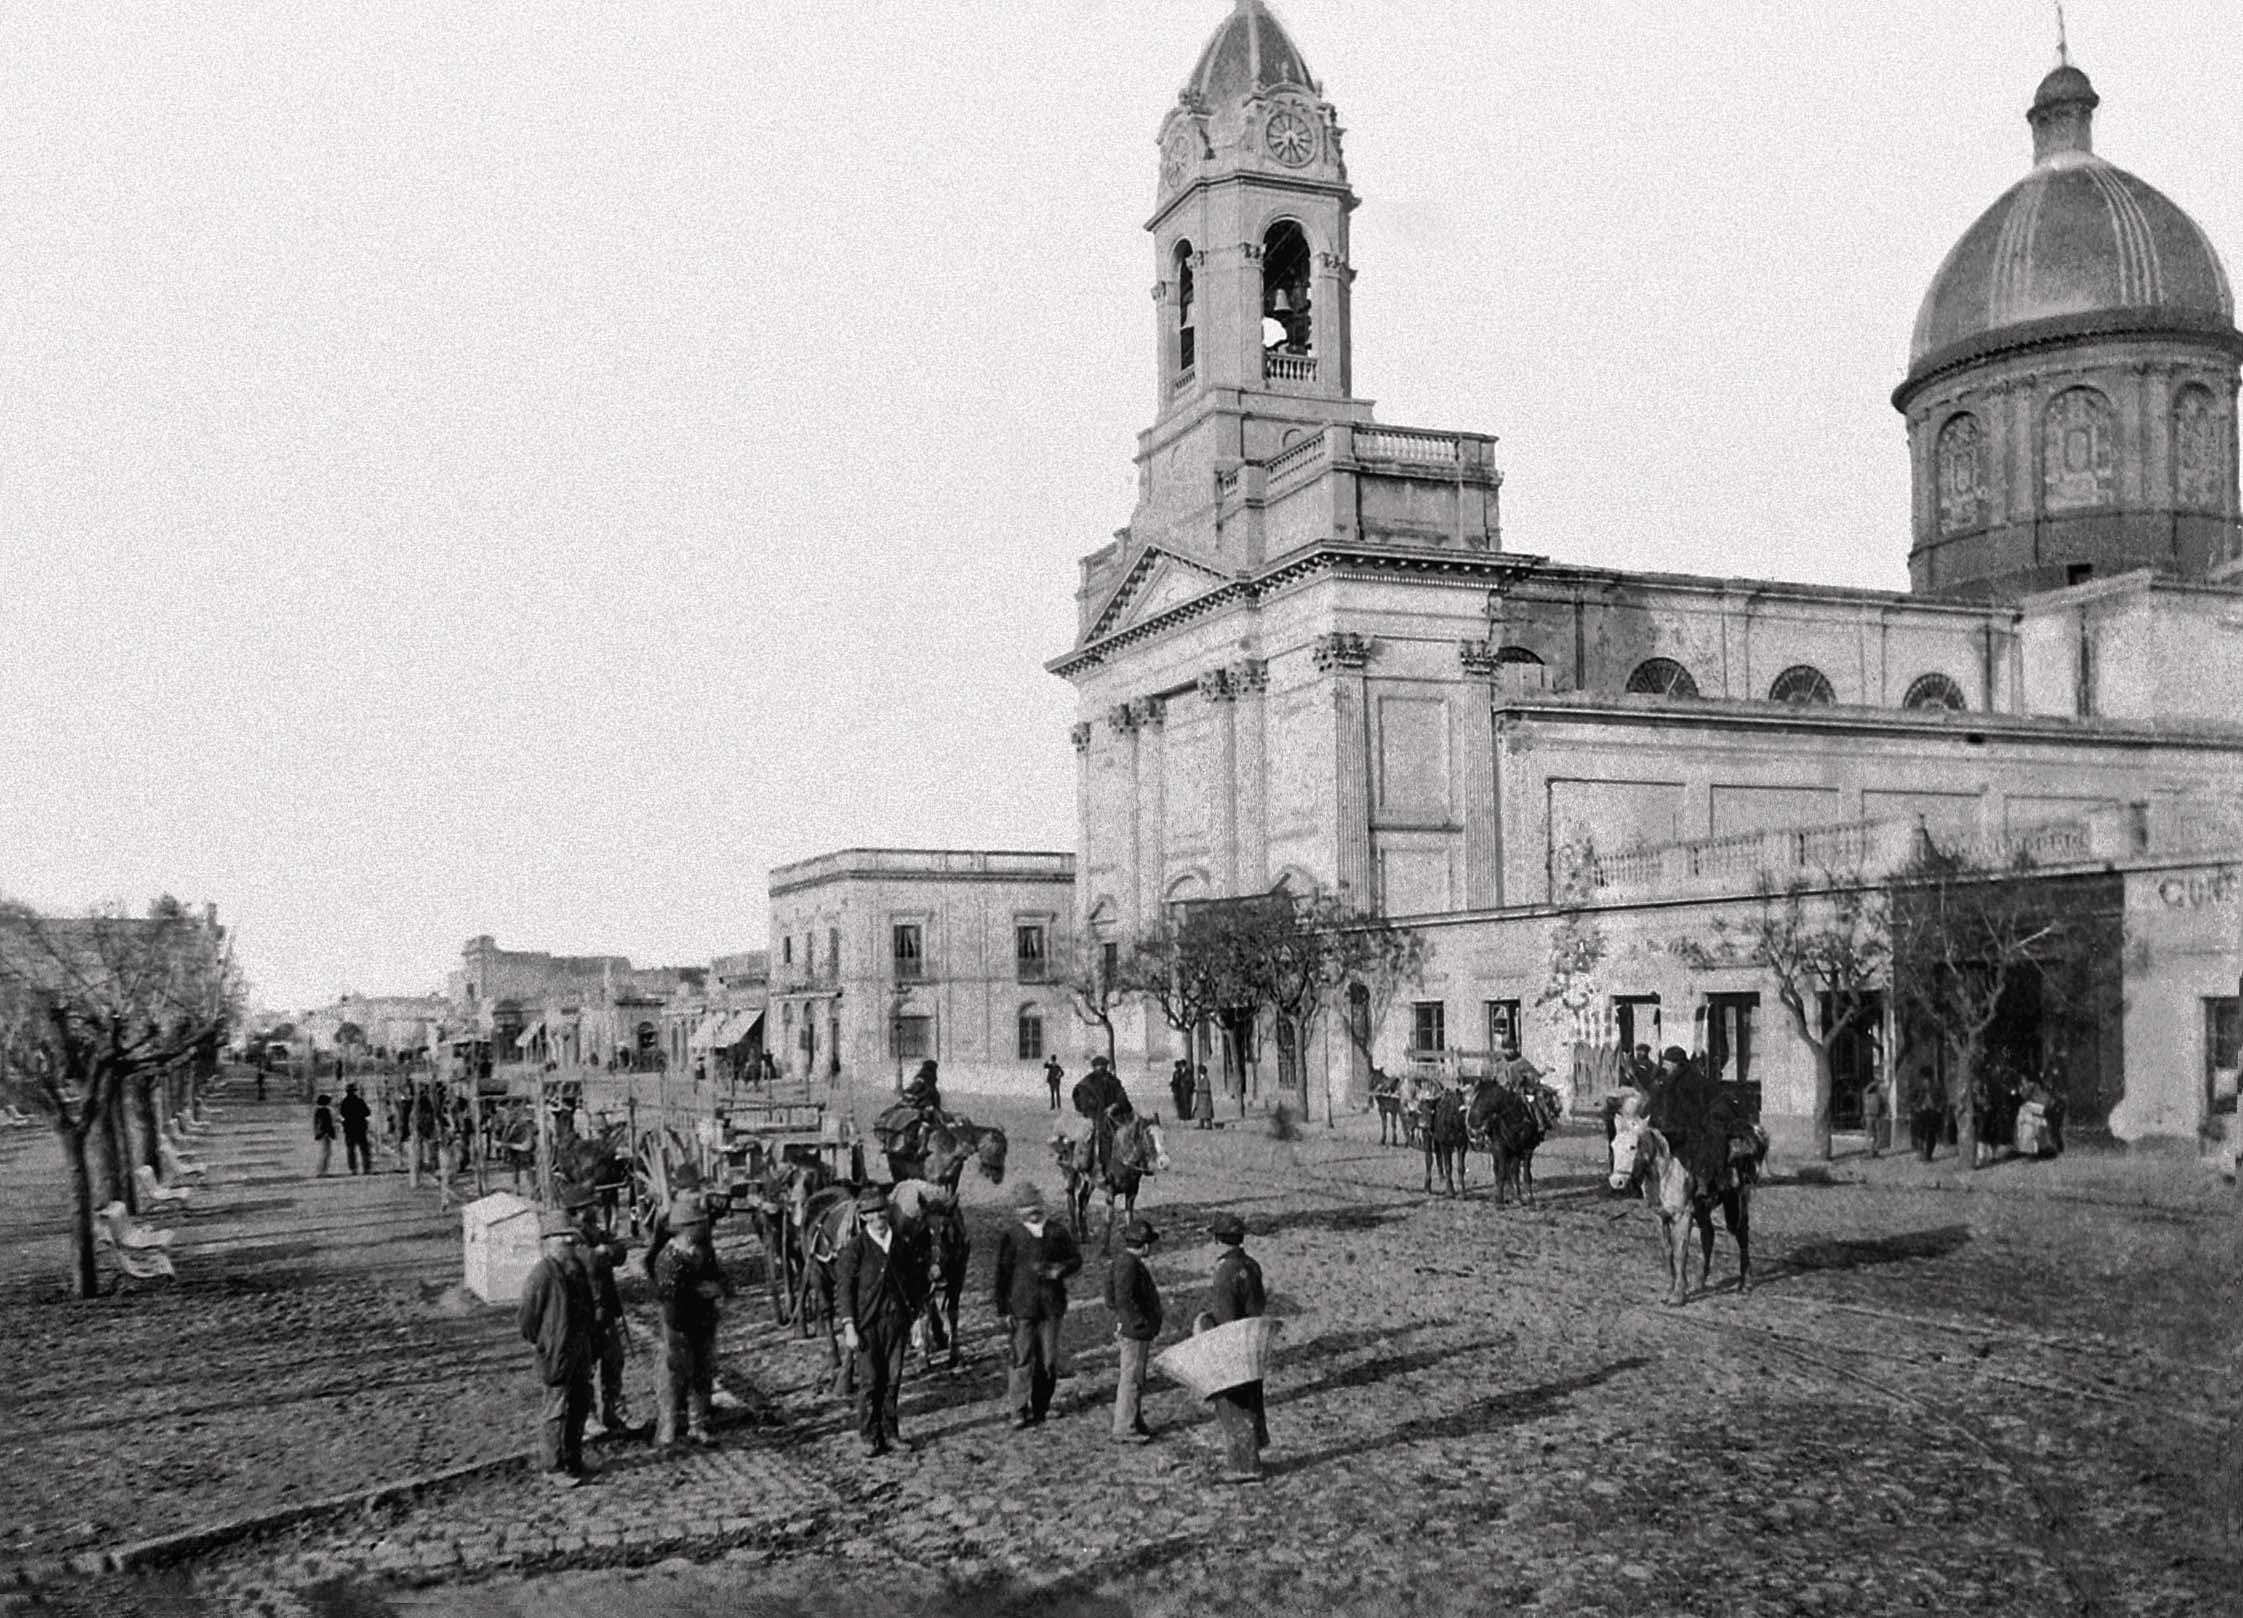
1133;695;1167;729
1107;703;1141;734
1197;668;1236;702
1311;631;1372;672
1069;721;1093;752
1230;657;1268;694
1459;640;1500;679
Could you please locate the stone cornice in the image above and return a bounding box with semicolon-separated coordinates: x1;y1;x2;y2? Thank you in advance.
1490;691;2243;750
1896;308;2243;413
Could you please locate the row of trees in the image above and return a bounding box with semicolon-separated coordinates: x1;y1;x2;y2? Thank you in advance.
1675;840;2119;1163
0;899;240;1297
1067;891;1427;1125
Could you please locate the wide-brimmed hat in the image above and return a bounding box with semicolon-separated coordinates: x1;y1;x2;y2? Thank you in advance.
668;1192;708;1229
1013;1183;1047;1214
1661;1046;1690;1067
855;1186;891;1213
1122;1217;1159;1248
538;1210;577;1238
1208;1212;1246;1244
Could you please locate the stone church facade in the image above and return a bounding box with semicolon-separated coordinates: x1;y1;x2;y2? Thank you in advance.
1052;4;2243;1149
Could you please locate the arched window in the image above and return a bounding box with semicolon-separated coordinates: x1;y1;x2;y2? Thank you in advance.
1625;657;1698;698
2175;384;2221;510
1936;412;1985;533
1261;221;1312;356
1173;240;1196;377
1016;1007;1045;1062
2044;386;2115;511
1769;665;1835;705
1495;645;1547;698
1903;672;1966;712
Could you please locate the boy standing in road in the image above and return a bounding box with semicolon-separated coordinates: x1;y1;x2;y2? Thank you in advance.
651;1192;728;1449
1205;1212;1268;1483
311;1093;337;1177
1107;1217;1163;1443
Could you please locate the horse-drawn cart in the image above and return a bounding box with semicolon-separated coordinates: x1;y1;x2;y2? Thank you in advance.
717;1099;856;1196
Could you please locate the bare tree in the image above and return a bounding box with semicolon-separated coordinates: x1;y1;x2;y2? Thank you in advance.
1677;874;1889;1161
0;898;240;1297
1061;936;1123;1069
1887;842;2073;1170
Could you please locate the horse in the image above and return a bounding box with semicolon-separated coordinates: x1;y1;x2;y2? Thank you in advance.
1370;1073;1409;1147
1466;1080;1562;1206
794;1177;962;1391
882;1111;1008;1194
1420;1089;1468;1196
1053;1112;1170;1252
1608;1095;1767;1305
741;1154;832;1326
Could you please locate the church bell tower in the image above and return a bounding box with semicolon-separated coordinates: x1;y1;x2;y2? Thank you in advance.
1136;1;1372;543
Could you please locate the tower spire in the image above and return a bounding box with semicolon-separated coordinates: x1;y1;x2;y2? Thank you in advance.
2055;0;2070;66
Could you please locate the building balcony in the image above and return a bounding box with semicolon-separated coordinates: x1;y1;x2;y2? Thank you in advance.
1263;350;1318;383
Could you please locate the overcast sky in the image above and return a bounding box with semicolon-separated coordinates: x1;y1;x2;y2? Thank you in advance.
6;1;2238;1011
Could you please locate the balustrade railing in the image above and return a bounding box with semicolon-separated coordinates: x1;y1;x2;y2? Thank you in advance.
1264;428;1327;484
1263;351;1318;382
1355;427;1464;466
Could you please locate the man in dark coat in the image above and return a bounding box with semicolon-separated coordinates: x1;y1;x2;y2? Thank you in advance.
1205;1211;1268;1482
835;1186;929;1457
516;1210;597;1486
1107;1216;1163;1443
1073;1055;1136;1179
568;1190;635;1438
992;1183;1081;1428
1649;1047;1726;1188
1169;1059;1195;1123
337;1082;372;1175
1044;1055;1066;1111
651;1192;728;1448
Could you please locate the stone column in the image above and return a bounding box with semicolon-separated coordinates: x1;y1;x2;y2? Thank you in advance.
1314;633;1374;902
1107;702;1143;930
1070;720;1093;931
1458;642;1502;908
1137;697;1168;913
1232;659;1269;893
1198;668;1240;893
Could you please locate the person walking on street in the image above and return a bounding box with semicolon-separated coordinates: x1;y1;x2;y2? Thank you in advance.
1204;1211;1268;1483
339;1082;372;1175
311;1093;337;1177
651;1192;727;1448
835;1186;927;1457
569;1190;637;1439
993;1183;1080;1428
517;1210;597;1487
1044;1055;1065;1112
1107;1216;1164;1443
1860;1076;1888;1160
1193;1062;1214;1130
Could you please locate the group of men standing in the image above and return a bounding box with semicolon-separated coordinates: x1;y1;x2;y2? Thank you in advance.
514;1156;1278;1487
515;1187;727;1487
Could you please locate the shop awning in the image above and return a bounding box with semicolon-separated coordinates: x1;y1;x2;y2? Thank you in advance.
515;1020;545;1046
691;1008;764;1052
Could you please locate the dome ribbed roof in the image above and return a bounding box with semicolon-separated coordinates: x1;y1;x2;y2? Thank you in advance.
1907;65;2234;379
1184;0;1316;108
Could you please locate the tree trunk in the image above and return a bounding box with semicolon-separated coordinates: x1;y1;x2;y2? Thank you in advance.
134;1073;164;1183
1775;991;1835;1161
96;1086;129;1211
64;1120;99;1300
1950;1045;1981;1169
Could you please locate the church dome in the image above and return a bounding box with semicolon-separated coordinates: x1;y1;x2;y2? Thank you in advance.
1905;64;2234;384
1184;0;1317;109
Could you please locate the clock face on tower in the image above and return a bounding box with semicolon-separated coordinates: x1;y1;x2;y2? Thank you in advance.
1263;107;1316;167
1161;133;1193;193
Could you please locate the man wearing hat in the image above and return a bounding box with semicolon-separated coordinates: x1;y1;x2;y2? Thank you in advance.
992;1183;1081;1429
834;1186;929;1457
651;1191;729;1448
517;1208;598;1486
1106;1216;1164;1444
567;1190;636;1440
1205;1212;1269;1482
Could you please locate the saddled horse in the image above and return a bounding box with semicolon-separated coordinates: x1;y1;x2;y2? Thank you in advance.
1608;1094;1767;1305
1053;1112;1170;1252
1370;1073;1410;1147
1419;1089;1469;1196
741;1154;832;1326
1466;1080;1561;1206
882;1110;1008;1194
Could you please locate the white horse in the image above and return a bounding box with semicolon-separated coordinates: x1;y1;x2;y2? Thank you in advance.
1609;1096;1765;1306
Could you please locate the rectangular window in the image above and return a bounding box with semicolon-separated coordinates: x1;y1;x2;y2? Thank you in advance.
1015;923;1048;983
890;1014;932;1061
1704;992;1761;1084
2207;997;2241;1116
781;936;793;966
1612;994;1661;1057
1100;940;1119;988
1484;999;1522;1054
827;928;840;978
1017;1009;1044;1061
892;923;924;981
1410;1001;1446;1057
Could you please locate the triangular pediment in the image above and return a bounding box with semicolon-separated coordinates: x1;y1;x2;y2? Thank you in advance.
1086;547;1233;643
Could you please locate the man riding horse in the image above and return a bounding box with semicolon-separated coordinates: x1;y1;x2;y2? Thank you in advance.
1071;1054;1135;1182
